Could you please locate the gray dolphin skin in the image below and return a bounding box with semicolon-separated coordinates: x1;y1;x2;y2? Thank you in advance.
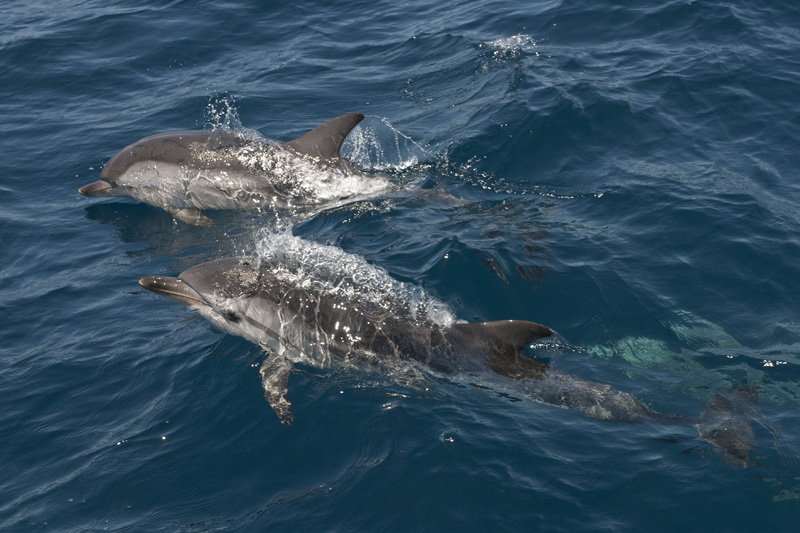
139;255;761;467
79;113;367;226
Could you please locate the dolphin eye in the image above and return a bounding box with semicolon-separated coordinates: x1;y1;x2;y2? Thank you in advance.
222;310;240;322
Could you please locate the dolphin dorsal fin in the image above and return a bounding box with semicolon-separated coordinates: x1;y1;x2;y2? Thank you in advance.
450;320;552;353
282;113;364;163
448;320;552;380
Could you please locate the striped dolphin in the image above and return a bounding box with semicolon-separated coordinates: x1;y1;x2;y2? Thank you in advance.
139;248;761;467
79;113;379;226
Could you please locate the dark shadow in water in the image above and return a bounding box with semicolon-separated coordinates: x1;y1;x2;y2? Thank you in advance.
84;202;273;263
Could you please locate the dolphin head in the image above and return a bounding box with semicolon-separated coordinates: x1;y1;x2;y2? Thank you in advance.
79;130;245;197
140;257;281;346
78;135;167;197
140;257;263;307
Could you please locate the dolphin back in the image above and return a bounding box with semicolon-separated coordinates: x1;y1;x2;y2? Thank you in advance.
101;130;250;180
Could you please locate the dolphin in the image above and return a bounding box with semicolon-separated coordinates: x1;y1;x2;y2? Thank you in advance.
139;254;761;467
79;113;375;226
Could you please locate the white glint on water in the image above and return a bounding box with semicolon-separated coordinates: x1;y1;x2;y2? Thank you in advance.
254;232;456;328
486;34;538;53
478;34;540;67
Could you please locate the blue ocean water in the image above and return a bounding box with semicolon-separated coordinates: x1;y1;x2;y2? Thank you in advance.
2;0;800;530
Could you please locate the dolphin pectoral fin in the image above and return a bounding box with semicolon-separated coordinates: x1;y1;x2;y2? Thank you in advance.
697;385;761;468
281;113;365;163
260;356;294;425
165;207;215;227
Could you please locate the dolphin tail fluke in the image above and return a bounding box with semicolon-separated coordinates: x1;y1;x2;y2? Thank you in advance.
281;113;365;164
260;355;294;425
166;207;215;227
696;385;761;468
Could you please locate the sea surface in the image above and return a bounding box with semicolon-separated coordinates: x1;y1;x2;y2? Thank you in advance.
2;0;800;530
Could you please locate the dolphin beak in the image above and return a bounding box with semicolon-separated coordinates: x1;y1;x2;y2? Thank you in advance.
139;276;208;307
79;180;112;196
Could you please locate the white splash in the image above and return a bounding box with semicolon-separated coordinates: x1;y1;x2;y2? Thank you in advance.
231;144;392;204
254;232;456;328
341;115;430;171
202;102;396;205
479;33;540;63
205;95;244;131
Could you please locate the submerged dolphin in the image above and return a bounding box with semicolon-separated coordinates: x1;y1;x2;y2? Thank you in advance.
139;255;761;467
79;113;372;226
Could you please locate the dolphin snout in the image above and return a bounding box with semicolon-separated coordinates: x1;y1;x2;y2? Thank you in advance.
139;276;207;307
78;180;112;196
